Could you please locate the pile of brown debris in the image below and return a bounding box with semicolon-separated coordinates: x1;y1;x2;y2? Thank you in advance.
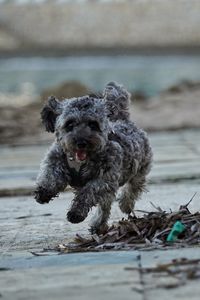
52;197;200;254
31;197;200;257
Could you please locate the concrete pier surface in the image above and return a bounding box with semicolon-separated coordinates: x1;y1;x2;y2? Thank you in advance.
1;129;200;299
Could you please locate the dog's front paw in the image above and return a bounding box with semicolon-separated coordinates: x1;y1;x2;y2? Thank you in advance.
34;186;54;204
67;207;89;224
67;210;85;223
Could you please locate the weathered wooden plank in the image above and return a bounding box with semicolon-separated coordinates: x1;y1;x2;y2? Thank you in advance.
151;160;200;182
1;180;200;254
0;264;141;300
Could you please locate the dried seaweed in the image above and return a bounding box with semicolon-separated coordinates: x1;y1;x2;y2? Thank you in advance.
52;199;200;254
32;198;200;256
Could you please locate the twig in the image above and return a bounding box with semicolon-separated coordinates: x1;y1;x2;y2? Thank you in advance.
149;201;163;212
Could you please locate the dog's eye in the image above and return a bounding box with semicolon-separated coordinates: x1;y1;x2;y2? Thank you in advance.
64;120;74;132
88;121;100;131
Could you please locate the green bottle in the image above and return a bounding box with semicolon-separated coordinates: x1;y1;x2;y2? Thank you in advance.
167;221;185;242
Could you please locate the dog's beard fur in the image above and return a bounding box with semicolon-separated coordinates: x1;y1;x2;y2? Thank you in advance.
56;125;107;162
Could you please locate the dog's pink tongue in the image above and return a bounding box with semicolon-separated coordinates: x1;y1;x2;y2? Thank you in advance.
75;150;87;161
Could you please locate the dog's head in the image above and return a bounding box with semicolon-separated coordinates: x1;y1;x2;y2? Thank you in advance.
41;95;109;162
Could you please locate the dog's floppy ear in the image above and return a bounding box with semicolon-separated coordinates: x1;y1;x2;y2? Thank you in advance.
41;96;63;133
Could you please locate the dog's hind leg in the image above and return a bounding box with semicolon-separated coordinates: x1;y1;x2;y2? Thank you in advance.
90;199;112;234
118;175;146;215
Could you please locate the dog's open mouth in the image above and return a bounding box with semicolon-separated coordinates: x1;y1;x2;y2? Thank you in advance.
75;149;87;161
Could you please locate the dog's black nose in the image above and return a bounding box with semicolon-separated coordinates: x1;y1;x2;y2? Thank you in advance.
76;140;87;149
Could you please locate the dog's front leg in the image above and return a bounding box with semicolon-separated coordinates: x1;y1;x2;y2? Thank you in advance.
34;143;68;204
67;176;119;230
67;142;122;232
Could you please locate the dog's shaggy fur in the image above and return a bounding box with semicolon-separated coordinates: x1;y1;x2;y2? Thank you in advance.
34;82;152;233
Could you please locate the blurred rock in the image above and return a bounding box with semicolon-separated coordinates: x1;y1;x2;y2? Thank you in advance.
164;80;200;94
131;91;147;103
132;80;200;131
41;81;90;101
0;102;40;144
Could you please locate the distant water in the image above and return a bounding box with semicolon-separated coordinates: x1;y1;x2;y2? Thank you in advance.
1;55;200;96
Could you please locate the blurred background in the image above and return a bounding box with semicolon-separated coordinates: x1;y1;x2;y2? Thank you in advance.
1;0;200;145
1;2;200;296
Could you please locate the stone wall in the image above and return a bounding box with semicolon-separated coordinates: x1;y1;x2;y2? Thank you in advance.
0;0;200;54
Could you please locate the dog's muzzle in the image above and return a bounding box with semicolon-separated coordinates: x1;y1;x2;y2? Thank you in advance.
74;139;88;161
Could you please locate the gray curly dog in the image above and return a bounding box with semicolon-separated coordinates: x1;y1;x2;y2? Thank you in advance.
34;82;152;233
